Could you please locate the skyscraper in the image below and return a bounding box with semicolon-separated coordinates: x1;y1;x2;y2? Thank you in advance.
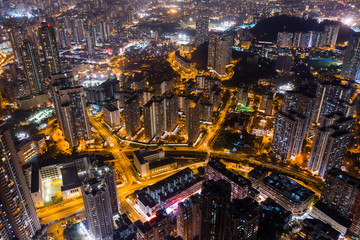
276;32;294;48
144;93;178;141
341;33;360;81
86;30;94;57
7;27;23;65
20;39;45;96
162;92;178;133
0;123;41;240
320;168;360;236
195;13;209;47
144;96;164;141
282;91;315;136
89;162;119;216
312;81;353;124
82;178;114;240
186;98;200;143
177;194;202;240
124;94;141;138
272;111;307;160
322;25;340;47
307;113;353;177
39;23;62;76
207;32;233;76
51;73;91;148
201;179;231;240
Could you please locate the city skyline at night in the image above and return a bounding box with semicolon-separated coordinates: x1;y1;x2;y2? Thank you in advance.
0;0;360;239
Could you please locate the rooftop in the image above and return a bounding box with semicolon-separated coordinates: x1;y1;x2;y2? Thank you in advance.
61;167;81;191
31;165;40;193
134;148;164;165
262;173;314;202
248;166;269;180
313;201;352;228
149;157;175;170
326;168;360;189
147;167;193;192
103;102;119;112
137;192;157;208
228;197;260;221
208;159;251;187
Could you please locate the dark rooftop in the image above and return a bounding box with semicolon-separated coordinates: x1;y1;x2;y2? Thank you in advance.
248;166;269;180
137;192;157;208
133;148;164;165
31;165;40;193
208;159;251;187
147;167;193;192
61;167;81;191
149;157;174;170
262;173;314;202
228;197;260;221
313;201;352;228
103;102;119;112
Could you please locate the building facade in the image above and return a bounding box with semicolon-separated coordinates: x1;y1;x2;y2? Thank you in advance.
341;33;360;81
82;178;114;240
51;73;91;148
0;124;41;240
207;32;233;76
20;39;45;96
39;23;62;76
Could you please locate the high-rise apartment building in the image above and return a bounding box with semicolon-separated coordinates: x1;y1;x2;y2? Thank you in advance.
0;123;41;240
82;178;114;240
51;73;91;148
39;23;62;76
201;180;231;240
207;32;233;76
341;33;360;81
322;25;340;47
85;30;94;56
177;194;202;240
272;111;307;160
7;27;23;65
89;162;119;216
312;81;353;124
124;94;141;138
144;96;164;141
195;13;209;47
185;98;200;143
282;91;315;136
20;39;45;96
162;92;178;133
320;169;360;236
276;32;294;48
144;93;178;141
307;113;354;177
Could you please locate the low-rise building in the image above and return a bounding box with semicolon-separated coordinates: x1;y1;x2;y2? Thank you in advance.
300;218;340;240
136;192;159;216
133;148;177;178
258;173;315;216
310;201;352;236
136;168;204;216
17;134;47;165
